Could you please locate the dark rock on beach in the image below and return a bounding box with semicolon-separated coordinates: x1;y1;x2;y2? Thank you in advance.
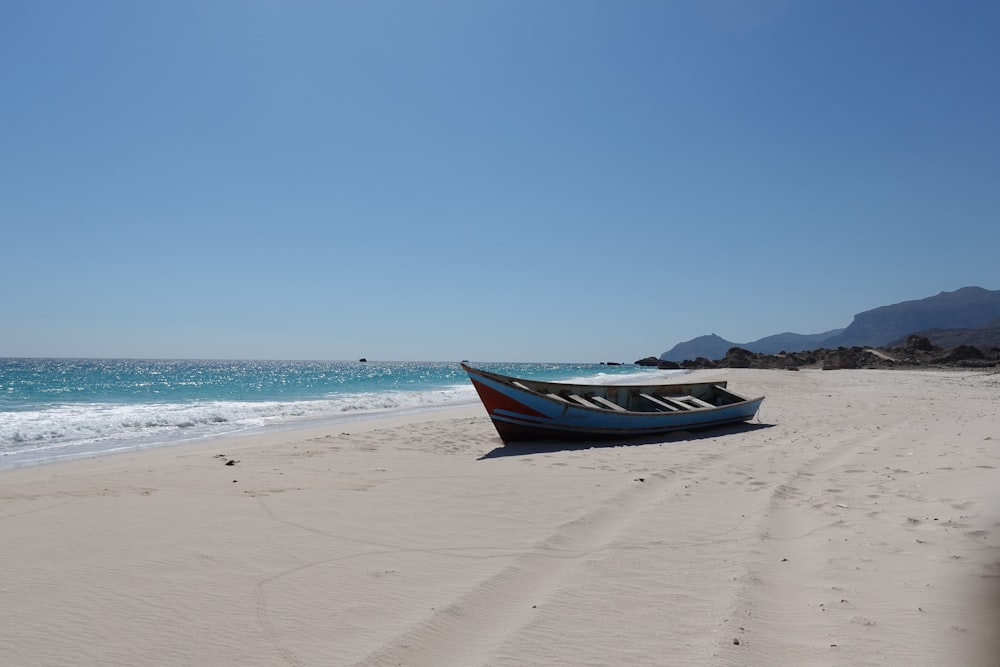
657;339;1000;371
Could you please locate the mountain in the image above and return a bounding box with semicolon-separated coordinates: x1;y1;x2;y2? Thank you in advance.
659;330;844;362
824;286;1000;348
749;330;845;355
660;334;738;362
658;286;1000;362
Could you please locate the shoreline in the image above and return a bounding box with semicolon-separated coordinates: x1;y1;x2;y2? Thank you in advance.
3;368;1000;665
0;401;487;476
0;398;483;473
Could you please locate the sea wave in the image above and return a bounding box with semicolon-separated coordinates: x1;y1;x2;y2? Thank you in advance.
560;368;689;385
0;386;478;469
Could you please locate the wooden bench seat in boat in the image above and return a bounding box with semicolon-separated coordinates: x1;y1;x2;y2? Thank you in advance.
678;395;714;408
589;395;627;411
640;393;682;411
567;394;601;408
641;393;713;411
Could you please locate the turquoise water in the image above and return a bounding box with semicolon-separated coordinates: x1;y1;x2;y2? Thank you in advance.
0;359;681;469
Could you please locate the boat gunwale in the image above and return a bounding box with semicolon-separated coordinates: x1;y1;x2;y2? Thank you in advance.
461;363;763;416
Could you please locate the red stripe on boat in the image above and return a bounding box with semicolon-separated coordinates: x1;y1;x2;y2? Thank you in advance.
470;379;549;419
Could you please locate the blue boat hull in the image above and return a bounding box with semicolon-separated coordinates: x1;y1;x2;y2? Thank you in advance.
463;364;763;443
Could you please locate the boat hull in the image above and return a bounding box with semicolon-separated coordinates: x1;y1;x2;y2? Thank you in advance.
463;364;763;444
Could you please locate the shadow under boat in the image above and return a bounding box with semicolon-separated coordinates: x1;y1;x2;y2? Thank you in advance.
477;420;774;460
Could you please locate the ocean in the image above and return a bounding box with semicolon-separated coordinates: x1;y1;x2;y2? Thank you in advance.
0;358;682;470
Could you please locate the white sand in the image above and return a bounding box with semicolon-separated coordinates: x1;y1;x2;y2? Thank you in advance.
2;369;1000;666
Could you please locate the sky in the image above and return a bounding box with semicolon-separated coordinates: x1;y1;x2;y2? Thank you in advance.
2;0;998;363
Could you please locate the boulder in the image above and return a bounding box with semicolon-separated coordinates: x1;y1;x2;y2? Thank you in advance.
902;335;935;352
942;345;985;362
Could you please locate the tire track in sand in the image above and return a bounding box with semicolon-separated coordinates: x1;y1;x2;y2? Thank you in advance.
356;470;675;667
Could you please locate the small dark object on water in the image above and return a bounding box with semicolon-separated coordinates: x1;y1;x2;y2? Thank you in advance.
225;459;237;466
733;638;740;645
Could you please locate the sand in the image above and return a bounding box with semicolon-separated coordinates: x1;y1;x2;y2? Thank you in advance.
2;368;1000;666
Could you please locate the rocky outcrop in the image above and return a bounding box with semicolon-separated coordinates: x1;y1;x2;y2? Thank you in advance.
889;325;1000;350
667;341;1000;371
902;334;935;352
634;356;682;369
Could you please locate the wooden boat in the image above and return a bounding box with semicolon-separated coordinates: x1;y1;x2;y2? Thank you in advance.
462;364;764;443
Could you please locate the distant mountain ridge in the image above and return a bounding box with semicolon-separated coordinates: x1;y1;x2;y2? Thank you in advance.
659;286;1000;362
744;330;845;355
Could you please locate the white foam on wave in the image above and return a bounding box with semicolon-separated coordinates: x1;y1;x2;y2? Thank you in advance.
0;385;479;470
560;368;689;385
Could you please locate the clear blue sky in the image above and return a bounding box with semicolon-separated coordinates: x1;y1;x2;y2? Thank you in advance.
3;1;998;362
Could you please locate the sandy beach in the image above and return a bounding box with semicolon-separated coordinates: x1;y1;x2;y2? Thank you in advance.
2;368;999;666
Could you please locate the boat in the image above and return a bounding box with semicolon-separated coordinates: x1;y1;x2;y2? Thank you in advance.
462;364;764;443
